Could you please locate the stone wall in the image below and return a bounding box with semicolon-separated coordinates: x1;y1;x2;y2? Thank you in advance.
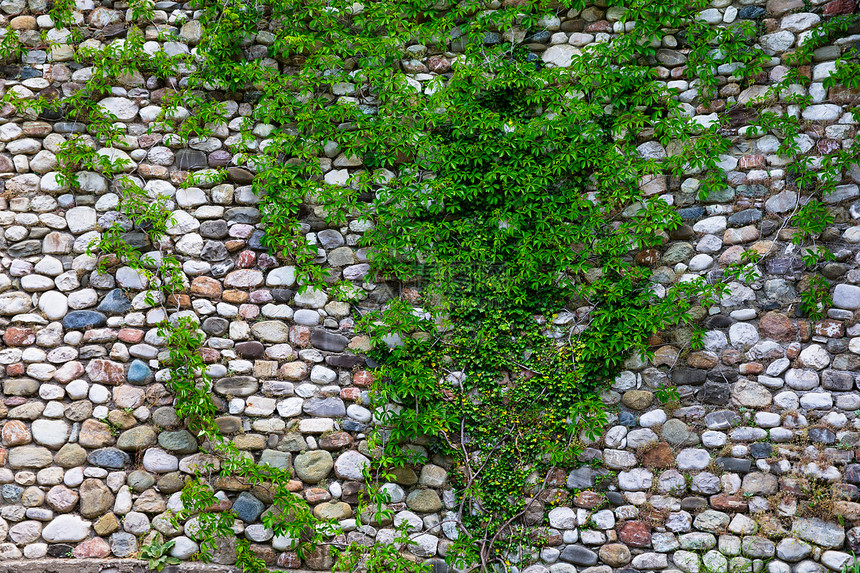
1;0;860;572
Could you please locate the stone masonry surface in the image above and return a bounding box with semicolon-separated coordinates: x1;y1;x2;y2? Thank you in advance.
1;0;860;572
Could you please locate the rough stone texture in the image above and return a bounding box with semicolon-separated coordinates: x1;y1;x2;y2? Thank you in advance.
0;2;858;571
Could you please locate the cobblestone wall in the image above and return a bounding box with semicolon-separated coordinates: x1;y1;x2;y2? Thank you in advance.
1;0;860;572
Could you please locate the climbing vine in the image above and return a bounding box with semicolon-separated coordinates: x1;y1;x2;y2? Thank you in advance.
2;0;859;572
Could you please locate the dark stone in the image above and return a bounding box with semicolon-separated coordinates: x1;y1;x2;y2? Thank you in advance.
619;411;637;427
567;467;603;489
526;30;551;43
737;184;768;197
88;447;131;469
96;289;132;314
235;341;265;358
822;370;854;391
232;492;265;523
271;288;294;302
211;259;235;278
701;381;730;405
678;206;705;220
340;420;366;432
808;428;836;444
707;367;738;382
669;224;694;240
47;544;75;558
208;150;232;167
121;232;150;250
703;315;733;329
200;220;229;239
127;359;153;385
175;149;208;170
833;354;860;371
63;310;107;330
8;240;42;257
158;430;198;454
834;483;859;501
227;167;254;184
202;317;229;336
201;240;229;262
673;367;707;385
728;209;762;227
738;5;766;19
225;207;261;224
310;329;348;352
715;457;751;473
846;464;860;484
560;545;598;566
750;443;773;459
426;558;448;573
326;354;365;368
681;496;708;511
249;230;266;250
607;491;625;506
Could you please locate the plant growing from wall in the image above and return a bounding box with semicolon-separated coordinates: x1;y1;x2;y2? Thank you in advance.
3;1;860;572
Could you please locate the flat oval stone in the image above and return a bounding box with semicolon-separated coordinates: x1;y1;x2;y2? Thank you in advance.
62;310;107;330
214;376;258;397
87;447;130;469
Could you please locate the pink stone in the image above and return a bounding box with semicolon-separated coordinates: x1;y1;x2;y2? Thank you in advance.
239;304;260;319
236;250;257;268
224;269;264;288
249;290;273;304
228;224;254;239
85;359;125;385
53;361;85;383
74;537;111;558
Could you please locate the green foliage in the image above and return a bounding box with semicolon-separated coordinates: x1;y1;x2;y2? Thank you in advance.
139;534;181;572
4;0;860;571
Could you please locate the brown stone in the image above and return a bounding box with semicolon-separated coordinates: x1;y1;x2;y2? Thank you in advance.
191;276;222;298
814;319;844;338
710;494;749;512
599;543;632;567
353;370;374;387
4;327;35;346
573;491;604;509
2;420;31;446
93;513;120;536
642;442;675;468
304;545;333;570
277;552;301;568
79;479;114;518
618;521;651;547
621;390;653;411
687;351;719;369
319;431;353;451
738;362;763;375
759;312;795;341
824;0;856;15
304;488;332;503
250;544;277;565
222;289;250;303
652;346;679;367
78;419;115;448
834;501;860;520
767;0;804;16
